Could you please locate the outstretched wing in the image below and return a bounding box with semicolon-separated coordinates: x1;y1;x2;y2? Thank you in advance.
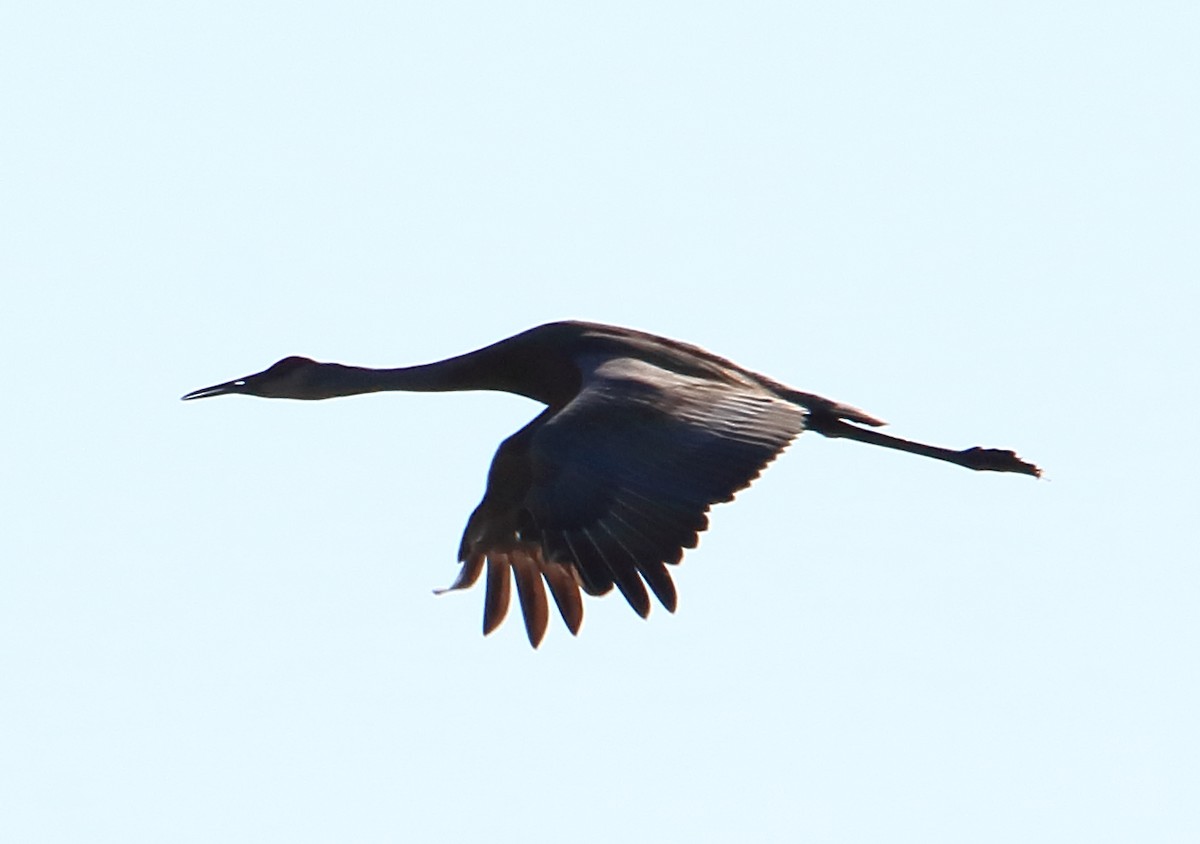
443;356;808;646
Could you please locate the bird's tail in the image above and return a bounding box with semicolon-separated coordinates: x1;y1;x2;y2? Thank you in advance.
781;389;888;428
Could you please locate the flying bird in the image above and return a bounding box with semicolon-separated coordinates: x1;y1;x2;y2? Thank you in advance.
183;320;1040;646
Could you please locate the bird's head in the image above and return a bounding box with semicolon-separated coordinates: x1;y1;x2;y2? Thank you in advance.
181;356;326;401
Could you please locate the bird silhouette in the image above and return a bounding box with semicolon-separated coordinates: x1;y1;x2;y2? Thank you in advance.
183;320;1040;646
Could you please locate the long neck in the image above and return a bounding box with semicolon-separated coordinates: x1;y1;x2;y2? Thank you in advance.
317;344;579;406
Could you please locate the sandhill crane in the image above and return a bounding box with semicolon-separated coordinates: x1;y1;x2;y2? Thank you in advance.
183;320;1040;646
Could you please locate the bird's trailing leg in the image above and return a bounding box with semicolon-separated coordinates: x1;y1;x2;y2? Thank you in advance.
807;417;1041;478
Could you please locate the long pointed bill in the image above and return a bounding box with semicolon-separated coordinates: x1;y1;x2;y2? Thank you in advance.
181;378;249;400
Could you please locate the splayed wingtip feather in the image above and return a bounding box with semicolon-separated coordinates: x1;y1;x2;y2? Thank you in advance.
542;562;584;635
434;552;485;595
482;556;512;636
511;551;550;648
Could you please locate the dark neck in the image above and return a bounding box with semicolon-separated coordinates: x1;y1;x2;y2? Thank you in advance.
318;345;579;406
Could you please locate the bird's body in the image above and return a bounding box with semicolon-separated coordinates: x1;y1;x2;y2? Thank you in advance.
183;320;1040;646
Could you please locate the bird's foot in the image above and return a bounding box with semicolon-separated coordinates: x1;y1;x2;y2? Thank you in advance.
960;447;1042;478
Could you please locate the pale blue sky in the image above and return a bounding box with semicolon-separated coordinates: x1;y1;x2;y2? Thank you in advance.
3;2;1197;842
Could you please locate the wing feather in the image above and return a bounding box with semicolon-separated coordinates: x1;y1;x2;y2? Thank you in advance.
542;562;584;635
560;529;613;596
434;552;485;594
509;550;550;647
482;555;512;636
450;355;806;644
635;559;678;612
583;524;650;618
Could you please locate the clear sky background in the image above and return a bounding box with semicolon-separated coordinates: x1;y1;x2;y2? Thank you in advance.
3;3;1197;842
